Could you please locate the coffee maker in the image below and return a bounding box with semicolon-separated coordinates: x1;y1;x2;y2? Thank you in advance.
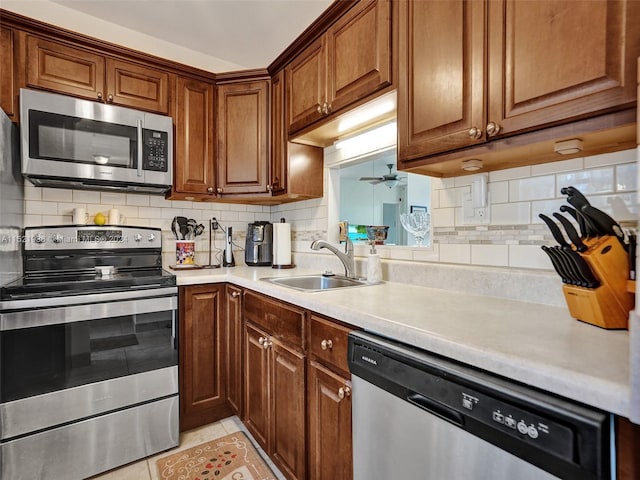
245;221;273;266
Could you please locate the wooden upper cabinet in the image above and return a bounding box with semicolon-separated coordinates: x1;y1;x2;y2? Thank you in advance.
216;80;269;195
398;0;640;165
398;0;485;159
270;70;288;196
26;35;169;114
325;0;392;114
286;36;326;135
488;0;639;136
173;76;216;196
1;27;16;118
286;0;393;135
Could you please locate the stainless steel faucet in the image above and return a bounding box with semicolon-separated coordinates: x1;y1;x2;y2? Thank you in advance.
310;237;355;278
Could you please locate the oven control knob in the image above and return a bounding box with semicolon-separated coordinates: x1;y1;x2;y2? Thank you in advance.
132;234;142;242
147;233;156;242
34;233;45;244
52;233;64;244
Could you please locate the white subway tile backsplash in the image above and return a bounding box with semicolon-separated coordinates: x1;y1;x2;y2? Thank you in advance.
490;181;509;204
557;167;614;195
24;184;41;200
616;163;637;192
489;165;531;182
126;194;150;207
25;200;59;216
439;244;471;264
72;190;101;203
509;245;551;270
471;244;508;267
42;187;72;202
430;177;455;190
530;199;569;222
100;192;127;205
509;175;555;201
491;202;530;225
531;157;584;176
584;149;637;168
432;207;455;227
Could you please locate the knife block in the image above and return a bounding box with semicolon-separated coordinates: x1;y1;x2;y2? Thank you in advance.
561;236;633;329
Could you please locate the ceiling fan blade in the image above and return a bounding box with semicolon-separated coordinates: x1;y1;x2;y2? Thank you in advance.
359;176;384;181
368;179;384;185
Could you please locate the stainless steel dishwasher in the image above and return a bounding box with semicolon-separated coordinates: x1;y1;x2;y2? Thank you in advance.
348;331;613;480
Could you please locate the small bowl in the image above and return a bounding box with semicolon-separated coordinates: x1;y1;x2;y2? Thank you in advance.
366;225;389;244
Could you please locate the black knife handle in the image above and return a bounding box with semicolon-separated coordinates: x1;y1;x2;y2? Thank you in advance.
564;247;600;288
561;186;591;208
553;212;588;252
539;213;570;248
541;246;569;284
580;205;625;244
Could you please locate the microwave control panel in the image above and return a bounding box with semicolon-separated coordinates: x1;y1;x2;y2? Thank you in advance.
142;129;169;172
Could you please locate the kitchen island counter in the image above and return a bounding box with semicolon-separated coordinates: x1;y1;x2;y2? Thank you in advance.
172;266;630;417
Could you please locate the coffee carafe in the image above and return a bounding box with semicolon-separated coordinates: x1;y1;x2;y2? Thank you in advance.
245;221;273;266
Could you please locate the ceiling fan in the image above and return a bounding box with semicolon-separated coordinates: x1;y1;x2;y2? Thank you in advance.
359;163;405;188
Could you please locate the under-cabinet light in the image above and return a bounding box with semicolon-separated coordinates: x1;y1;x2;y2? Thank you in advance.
554;138;583;155
461;159;483;171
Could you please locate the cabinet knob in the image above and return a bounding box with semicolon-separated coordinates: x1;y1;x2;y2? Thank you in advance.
107;94;114;103
338;386;351;400
317;105;323;114
486;122;501;137
217;187;223;194
97;92;103;100
468;126;482;139
320;339;333;351
231;290;241;298
207;187;214;194
267;184;273;192
258;336;267;345
258;336;271;349
321;102;330;115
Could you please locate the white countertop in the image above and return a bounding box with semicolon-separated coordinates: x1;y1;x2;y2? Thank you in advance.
171;266;631;417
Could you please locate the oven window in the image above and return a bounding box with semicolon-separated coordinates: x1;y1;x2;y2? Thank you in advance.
29;110;137;168
0;310;177;403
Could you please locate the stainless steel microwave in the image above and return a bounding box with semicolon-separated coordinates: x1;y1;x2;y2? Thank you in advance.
20;88;173;194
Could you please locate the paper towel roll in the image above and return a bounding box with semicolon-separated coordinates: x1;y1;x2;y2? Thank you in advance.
273;221;292;266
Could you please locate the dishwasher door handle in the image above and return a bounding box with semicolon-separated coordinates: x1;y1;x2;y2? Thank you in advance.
407;392;464;427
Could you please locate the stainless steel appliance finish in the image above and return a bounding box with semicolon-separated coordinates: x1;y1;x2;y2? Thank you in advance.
20;88;173;194
349;331;612;480
245;221;273;265
0;226;178;480
0;107;23;288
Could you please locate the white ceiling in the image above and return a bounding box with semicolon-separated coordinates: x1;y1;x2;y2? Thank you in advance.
3;0;333;71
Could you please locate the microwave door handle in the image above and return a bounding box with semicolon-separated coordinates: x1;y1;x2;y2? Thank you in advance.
136;119;143;177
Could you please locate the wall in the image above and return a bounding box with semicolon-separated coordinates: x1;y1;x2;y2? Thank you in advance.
22;147;637;306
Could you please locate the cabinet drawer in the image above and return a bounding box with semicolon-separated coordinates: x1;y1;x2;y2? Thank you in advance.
244;291;305;348
308;315;353;374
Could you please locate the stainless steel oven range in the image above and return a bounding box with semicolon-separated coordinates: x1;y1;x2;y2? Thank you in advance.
0;225;178;480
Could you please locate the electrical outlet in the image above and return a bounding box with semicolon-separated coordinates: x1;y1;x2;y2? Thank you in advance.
477;208;486;218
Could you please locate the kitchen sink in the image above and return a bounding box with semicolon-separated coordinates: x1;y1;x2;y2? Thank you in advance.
262;274;373;292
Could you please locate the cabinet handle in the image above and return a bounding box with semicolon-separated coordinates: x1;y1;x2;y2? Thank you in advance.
468;127;482;139
267;184;273;192
97;92;103;100
217;187;223;194
107;94;114;103
317;105;323;114
338;386;351;400
321;102;330;115
207;187;214;194
486;122;501;137
320;339;333;351
231;290;240;298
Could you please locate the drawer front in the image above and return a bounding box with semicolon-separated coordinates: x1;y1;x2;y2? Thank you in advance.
309;315;353;374
244;291;305;348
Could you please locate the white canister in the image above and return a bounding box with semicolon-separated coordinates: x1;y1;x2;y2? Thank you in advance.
72;207;89;225
108;209;125;225
366;253;382;284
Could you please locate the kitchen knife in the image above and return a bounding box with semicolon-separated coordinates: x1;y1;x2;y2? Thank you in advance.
559;205;598;239
552;212;588;252
580;205;625;245
172;217;182;240
561;186;591;208
541;245;570;284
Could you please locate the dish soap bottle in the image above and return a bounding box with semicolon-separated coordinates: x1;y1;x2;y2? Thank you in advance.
367;242;382;284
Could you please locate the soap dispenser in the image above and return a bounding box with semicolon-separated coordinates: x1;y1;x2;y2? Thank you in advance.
366;242;382;284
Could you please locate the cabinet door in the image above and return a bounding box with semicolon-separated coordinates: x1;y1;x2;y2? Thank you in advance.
271;341;306;480
105;58;169;113
308;361;352;480
174;76;216;195
179;284;230;431
217;80;269;195
488;0;640;136
286;36;326;134
26;35;106;101
226;285;243;416
326;0;393;115
243;322;271;451
1;27;15;118
397;0;485;161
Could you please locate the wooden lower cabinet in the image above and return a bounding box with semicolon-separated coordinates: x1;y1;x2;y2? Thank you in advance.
179;284;232;431
244;322;307;480
308;361;353;480
226;285;243;416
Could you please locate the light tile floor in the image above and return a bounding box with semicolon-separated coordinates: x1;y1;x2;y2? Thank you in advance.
91;416;285;480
